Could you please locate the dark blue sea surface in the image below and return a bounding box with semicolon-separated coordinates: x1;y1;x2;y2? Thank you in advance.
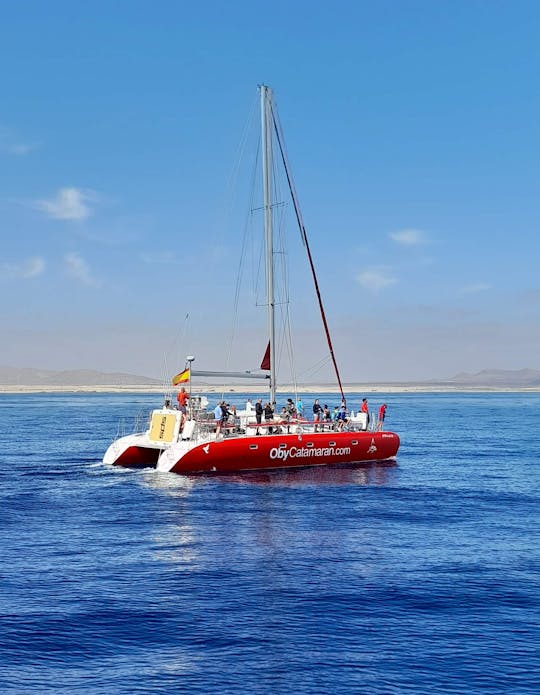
1;391;539;694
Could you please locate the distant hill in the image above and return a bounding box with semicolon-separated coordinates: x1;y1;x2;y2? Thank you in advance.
442;369;540;387
1;366;539;390
0;366;160;387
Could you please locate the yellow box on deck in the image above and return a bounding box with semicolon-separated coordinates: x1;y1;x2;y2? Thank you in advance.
149;413;177;442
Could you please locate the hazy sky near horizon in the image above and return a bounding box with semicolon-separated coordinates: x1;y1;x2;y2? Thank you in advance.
1;1;539;384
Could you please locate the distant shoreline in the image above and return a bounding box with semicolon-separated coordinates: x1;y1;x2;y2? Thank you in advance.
1;384;540;394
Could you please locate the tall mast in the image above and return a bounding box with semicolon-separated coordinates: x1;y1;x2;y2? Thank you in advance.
260;85;276;404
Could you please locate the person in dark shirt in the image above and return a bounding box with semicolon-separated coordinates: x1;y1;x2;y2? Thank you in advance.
285;398;297;418
312;399;323;431
214;401;228;437
336;404;348;431
264;402;274;434
218;401;231;436
255;398;263;435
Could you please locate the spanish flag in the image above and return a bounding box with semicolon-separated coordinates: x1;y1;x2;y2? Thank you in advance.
172;368;190;386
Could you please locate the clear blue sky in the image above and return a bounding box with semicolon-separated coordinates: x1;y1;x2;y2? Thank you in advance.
1;1;539;383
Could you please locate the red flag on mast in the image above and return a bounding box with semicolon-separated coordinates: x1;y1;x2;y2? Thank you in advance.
260;342;270;370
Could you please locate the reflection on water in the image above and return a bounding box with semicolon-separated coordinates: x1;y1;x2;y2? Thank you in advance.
140;462;397;571
140;469;196;496
152;522;199;568
201;460;398;487
141;461;397;491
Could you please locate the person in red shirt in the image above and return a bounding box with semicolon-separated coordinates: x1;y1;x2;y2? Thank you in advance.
361;398;370;430
377;403;387;431
177;387;189;415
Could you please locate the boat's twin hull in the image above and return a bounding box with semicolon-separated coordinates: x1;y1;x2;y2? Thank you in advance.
103;434;163;468
107;430;401;475
110;445;161;468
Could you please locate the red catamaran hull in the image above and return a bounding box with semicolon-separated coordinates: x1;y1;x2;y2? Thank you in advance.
112;446;162;468
164;430;400;475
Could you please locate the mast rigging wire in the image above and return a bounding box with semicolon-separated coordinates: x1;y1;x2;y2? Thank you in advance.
270;100;346;404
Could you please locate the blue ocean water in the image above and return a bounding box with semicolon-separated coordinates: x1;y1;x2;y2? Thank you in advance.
1;391;539;694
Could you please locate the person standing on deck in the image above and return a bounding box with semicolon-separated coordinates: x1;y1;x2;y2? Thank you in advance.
219;402;231;436
377;403;387;431
264;402;275;434
255;398;263;435
214;402;223;436
177;387;189;415
295;398;304;417
313;399;323;431
361;398;370;430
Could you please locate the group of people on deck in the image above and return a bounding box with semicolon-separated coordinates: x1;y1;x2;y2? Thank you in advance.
245;395;389;434
173;387;388;437
310;397;386;432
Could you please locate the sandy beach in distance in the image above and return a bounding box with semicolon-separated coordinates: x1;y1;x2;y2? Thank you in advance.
1;383;539;394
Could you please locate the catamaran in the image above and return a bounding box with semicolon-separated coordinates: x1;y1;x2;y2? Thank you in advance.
103;85;400;474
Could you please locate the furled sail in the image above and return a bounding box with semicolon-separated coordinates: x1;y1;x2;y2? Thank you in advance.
260;341;271;370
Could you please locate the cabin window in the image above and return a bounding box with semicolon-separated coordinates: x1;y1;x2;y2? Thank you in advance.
279;443;286;449
352;440;358;445
249;445;258;450
329;441;336;447
306;442;314;448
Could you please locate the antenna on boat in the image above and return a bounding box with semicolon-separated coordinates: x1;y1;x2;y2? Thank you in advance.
186;355;195;416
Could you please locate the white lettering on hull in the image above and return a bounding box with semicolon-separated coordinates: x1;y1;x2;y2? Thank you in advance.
269;446;351;461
